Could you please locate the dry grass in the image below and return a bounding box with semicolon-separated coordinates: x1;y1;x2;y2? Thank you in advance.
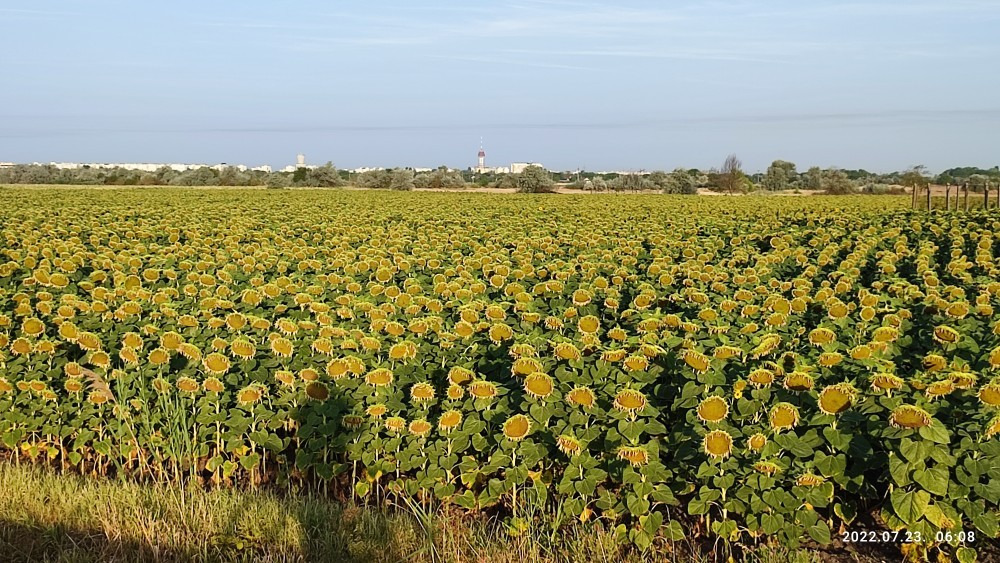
0;462;827;563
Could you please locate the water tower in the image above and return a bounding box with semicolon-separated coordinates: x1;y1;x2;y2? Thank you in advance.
296;154;306;168
477;138;485;170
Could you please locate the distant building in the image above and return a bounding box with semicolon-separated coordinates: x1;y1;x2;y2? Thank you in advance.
510;162;545;174
282;153;317;173
0;162;14;168
471;140;512;174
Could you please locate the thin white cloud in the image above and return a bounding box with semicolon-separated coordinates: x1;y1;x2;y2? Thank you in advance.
428;54;598;72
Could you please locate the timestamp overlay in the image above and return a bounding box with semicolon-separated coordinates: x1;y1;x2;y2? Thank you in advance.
841;530;977;544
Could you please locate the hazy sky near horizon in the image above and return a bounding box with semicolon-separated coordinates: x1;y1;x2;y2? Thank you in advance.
2;1;999;173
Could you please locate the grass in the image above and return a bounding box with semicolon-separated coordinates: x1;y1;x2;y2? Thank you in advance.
0;461;830;563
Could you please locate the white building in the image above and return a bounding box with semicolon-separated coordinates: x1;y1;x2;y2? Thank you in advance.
510;162;545;174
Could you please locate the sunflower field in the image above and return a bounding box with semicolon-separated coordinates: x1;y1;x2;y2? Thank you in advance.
1;188;999;559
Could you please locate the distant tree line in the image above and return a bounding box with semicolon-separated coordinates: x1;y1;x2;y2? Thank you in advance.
2;159;996;195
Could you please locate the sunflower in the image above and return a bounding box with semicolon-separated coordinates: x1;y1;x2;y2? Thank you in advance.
553;342;581;361
270;337;294;358
384;416;406;432
784;371;814;392
948;371;978;389
808;328;836;346
932;326;961;345
796;473;826;487
925;380;955;400
696;396;728;423
365;368;393;387
151;377;172;394
564;386;596;408
818;384;856;415
203;377;225;393
922;354;948;372
402;419;431;437
275;370;296;387
713;345;742;360
572;289;592;306
58;322;79;341
469;380;498;400
978;383;1000;407
202;352;231;375
577;315;600;334
985;415;1000;439
122;332;143;349
87;391;110;405
747;433;768;452
160;331;183;351
769;403;800;431
438;410;463;431
989;347;1000;369
751;334;781;358
614;389;647;414
849;345;872;360
502;414;532;441
599;349;626;363
607;327;628;341
748;368;775;387
886;404;933;429
410;382;436;403
483;323;512;345
64;379;84;394
176;377;200;394
524;372;554;399
753;461;782;475
446;366;473;385
21;317;45;338
511;357;542;376
703;430;733;459
312;337;334;355
616;446;650;466
872;326;900;343
682;349;711;373
88;351;111;369
237;385;265;405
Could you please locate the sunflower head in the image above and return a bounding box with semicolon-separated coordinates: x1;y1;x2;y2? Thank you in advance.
613;389;647;414
410;382;436;403
616;445;650;467
696;396;729;423
769;402;800;431
747;433;768;452
703;430;733;459
556;434;582;456
978;383;1000;407
566;386;596;408
889;405;933;429
796;473;826;487
237;385;264;405
933;326;961;345
818;383;856;415
365;368;394;387
438;410;463;431
511;370;549;396
409;419;432;437
748;368;775;387
502;414;532;441
469;380;498;400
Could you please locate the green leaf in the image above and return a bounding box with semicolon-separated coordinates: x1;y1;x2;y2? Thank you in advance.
761;513;784;535
956;546;977;563
834;502;857;524
355;481;370;498
664;519;685;541
918;420;951;444
973;512;998;538
890;489;930;525
913;466;949;496
808;520;831;545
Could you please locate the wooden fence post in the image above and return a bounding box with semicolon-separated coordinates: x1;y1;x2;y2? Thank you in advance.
964;183;970;212
985;181;990;210
945;184;951;211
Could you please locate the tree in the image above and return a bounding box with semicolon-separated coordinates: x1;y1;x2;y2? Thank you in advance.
388;168;415;191
762;160;797;191
719;154;745;194
803;166;823;190
821;168;855;195
662;168;698;194
266;173;290;189
304;162;344;187
515;165;555;193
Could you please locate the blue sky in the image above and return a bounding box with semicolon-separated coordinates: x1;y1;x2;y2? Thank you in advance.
1;1;999;172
